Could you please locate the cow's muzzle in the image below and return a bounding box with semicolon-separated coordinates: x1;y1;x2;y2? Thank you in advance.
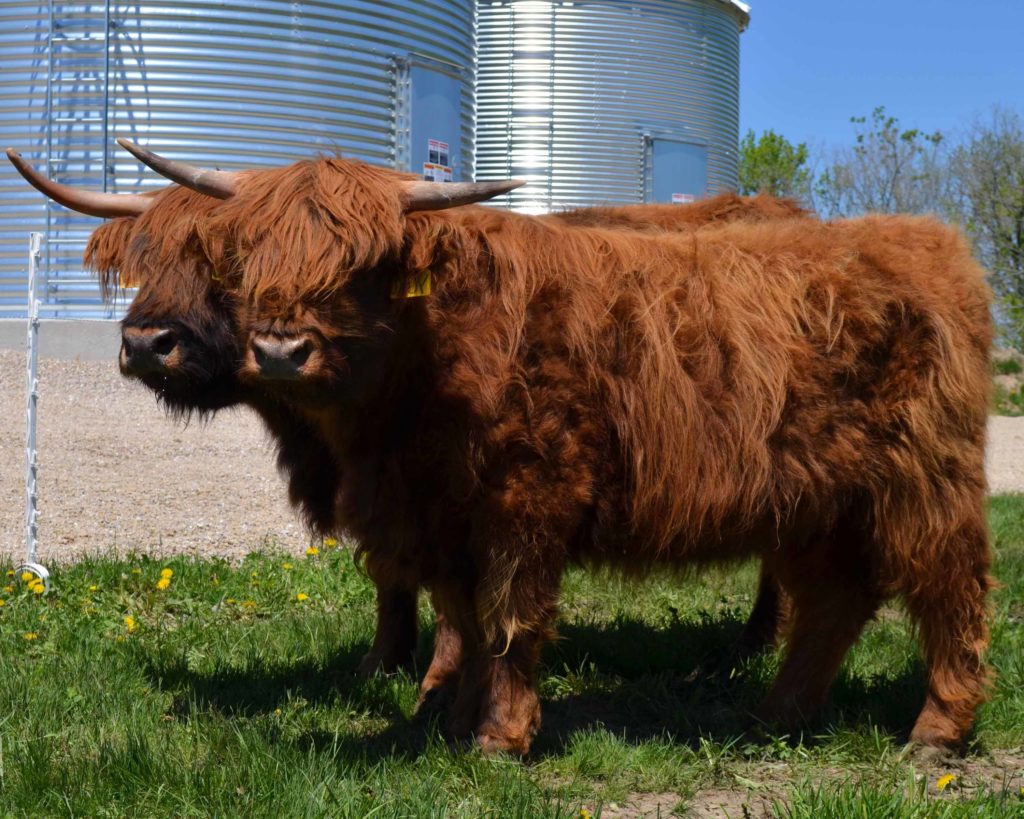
250;334;313;381
120;326;179;375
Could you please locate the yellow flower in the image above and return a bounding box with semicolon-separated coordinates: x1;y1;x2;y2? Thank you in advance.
323;537;338;549
295;593;309;602
23;632;38;641
281;563;293;571
88;585;98;592
160;568;173;580
21;571;34;583
274;708;282;716
0;599;6;607
6;570;13;577
306;546;319;557
131;568;141;575
579;810;592;819
242;600;256;609
936;773;956;792
3;586;13;593
225;598;237;605
155;577;171;591
31;583;44;595
123;615;137;633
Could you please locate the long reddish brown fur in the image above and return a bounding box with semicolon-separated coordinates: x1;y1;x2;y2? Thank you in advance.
196;156;992;754
82;178;806;675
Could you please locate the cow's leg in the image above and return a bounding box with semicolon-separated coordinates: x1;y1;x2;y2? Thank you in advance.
357;584;419;676
903;513;992;748
437;519;565;755
416;602;465;713
734;563;791;659
756;524;880;729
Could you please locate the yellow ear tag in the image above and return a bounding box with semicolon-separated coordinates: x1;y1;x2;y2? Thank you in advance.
391;269;432;299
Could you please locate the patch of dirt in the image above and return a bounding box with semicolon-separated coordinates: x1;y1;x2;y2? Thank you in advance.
0;349;311;563
585;753;1024;818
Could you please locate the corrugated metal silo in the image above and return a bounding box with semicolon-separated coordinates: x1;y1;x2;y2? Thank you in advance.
0;0;476;317
476;0;749;213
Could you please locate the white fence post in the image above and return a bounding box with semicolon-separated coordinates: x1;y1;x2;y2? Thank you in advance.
21;232;50;593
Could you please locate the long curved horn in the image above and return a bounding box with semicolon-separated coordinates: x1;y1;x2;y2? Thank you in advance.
6;148;154;218
116;139;238;199
402;178;525;212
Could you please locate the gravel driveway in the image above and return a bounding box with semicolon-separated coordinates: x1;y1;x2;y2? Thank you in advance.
2;349;1023;564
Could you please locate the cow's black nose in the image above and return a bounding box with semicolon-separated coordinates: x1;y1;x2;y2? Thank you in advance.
250;334;313;380
120;327;178;375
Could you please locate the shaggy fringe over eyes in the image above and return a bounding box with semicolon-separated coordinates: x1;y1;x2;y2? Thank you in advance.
199;157;415;303
83;185;225;301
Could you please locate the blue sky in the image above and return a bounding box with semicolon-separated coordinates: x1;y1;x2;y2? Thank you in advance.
739;1;1024;153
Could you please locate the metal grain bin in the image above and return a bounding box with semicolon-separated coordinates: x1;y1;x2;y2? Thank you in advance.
476;0;749;213
0;0;476;317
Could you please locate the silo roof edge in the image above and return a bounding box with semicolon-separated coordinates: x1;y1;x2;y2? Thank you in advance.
717;0;751;29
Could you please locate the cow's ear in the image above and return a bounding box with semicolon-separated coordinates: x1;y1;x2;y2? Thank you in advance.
401;179;524;212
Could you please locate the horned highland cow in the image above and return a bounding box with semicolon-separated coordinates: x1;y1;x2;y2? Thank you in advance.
147;152;990;755
6;146;803;680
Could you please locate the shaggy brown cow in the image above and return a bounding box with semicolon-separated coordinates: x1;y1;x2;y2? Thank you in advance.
137;154;991;755
7;147;803;676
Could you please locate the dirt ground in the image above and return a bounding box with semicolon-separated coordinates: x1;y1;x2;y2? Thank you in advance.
0;350;309;563
3;349;1024;564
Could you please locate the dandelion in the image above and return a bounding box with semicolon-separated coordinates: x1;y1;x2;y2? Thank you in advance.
274;708;282;716
4;585;13;593
123;615;137;633
242;600;256;609
0;599;6;607
131;568;141;575
306;546;319;557
6;570;13;577
579;810;592;819
155;577;171;591
295;593;309;602
31;583;45;595
225;598;237;605
21;571;34;583
281;563;293;571
936;774;956;792
23;632;38;641
323;537;338;549
160;568;173;580
88;585;98;592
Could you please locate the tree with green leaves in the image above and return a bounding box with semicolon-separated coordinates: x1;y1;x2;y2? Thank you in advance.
737;129;811;199
946;108;1024;346
815;106;946;217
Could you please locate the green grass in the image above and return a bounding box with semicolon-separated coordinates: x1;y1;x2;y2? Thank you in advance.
1;499;1023;817
992;358;1023;377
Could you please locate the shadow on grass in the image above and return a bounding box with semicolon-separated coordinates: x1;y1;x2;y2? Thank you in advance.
142;612;931;760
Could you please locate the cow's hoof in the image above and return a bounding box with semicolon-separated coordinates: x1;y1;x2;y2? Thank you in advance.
415;681;456;716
